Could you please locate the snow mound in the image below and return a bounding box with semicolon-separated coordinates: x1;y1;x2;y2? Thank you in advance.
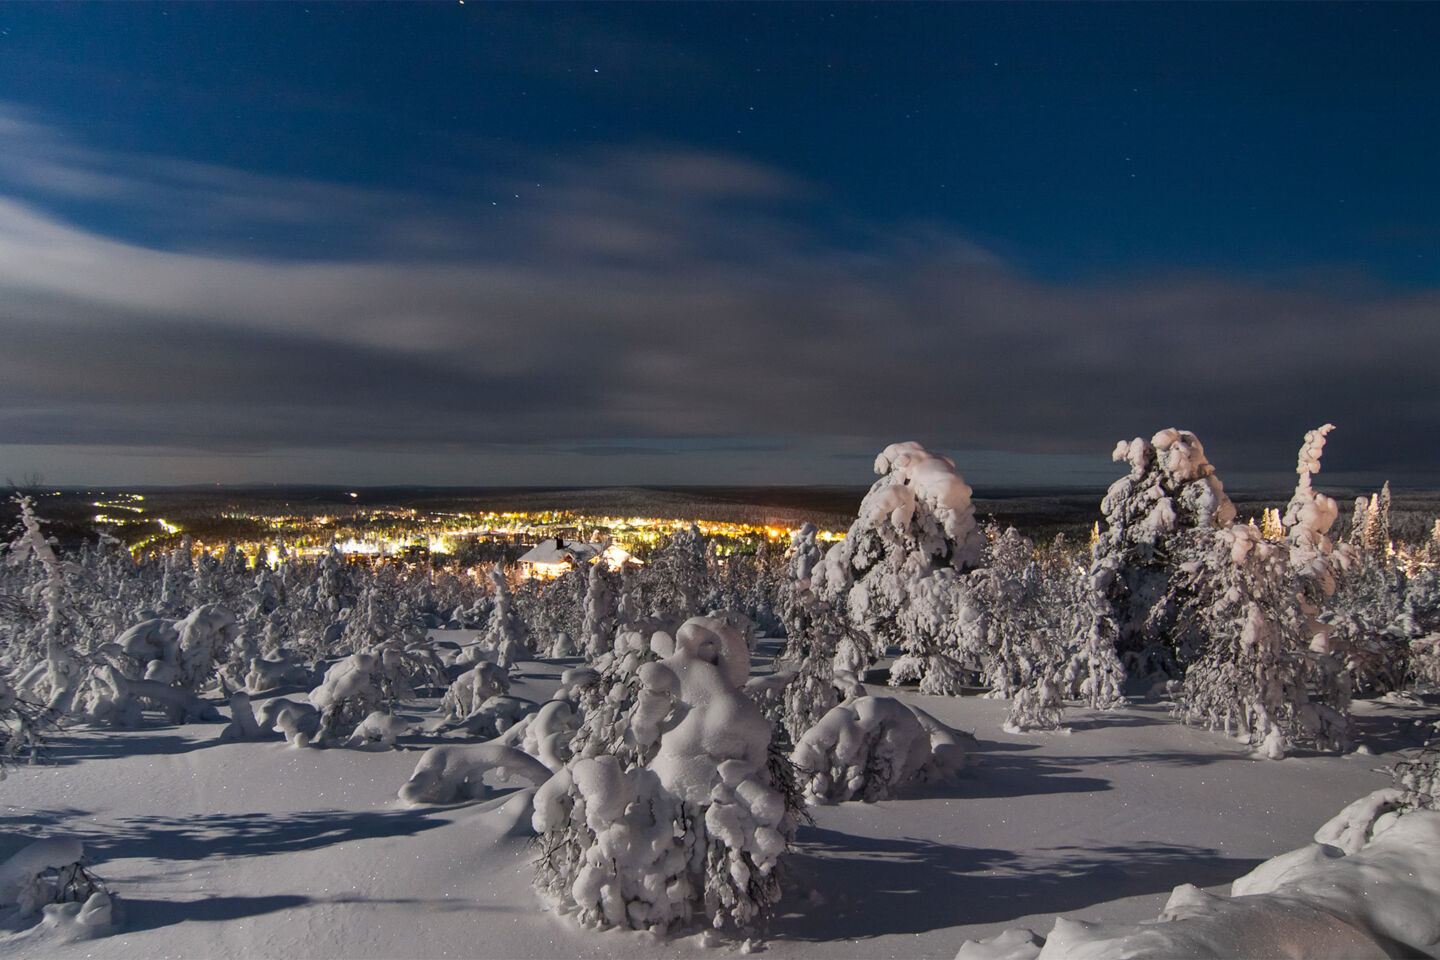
959;789;1440;959
955;928;1046;960
255;696;320;747
243;654;310;694
344;710;409;748
440;661;511;721
84;664;221;727
0;837;117;944
218;691;263;740
792;695;976;803
399;742;553;805
309;653;380;714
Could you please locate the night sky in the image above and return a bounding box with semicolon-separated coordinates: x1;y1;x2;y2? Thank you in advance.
1;2;1437;490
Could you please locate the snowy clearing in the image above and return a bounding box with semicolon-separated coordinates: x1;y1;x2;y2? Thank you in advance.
2;660;1428;960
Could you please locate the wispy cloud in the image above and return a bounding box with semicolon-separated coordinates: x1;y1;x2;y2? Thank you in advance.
1;104;1436;484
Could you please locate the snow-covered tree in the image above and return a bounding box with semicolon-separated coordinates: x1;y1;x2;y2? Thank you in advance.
1281;424;1350;602
778;523;865;742
967;527;1122;730
1326;549;1427;696
0;671;51;775
309;652;386;745
580;563;617;660
438;660;511;723
1156;428;1359;756
1371;482;1393;558
703;548;783;640
638;524;708;621
532;616;793;935
0;837;116;940
4;496;86;716
1393;733;1440;810
615;565;643;631
813;442;985;695
517;566;586;660
1090;429;1237;685
484;565;528;669
1172;521;1351;758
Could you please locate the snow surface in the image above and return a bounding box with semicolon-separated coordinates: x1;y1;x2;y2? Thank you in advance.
3;644;1430;960
961;789;1440;958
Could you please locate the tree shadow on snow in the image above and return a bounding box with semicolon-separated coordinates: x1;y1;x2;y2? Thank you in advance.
24;730;218;767
120;894;313;932
771;826;1263;940
907;751;1112;802
1345;708;1437;757
66;808;448;864
0;809;96;860
118;892;513;933
977;749;1257;781
1063;712;1172;732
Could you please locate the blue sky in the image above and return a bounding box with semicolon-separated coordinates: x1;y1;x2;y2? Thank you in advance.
1;2;1437;489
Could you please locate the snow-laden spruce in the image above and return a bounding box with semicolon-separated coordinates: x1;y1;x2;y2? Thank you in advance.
813;442;985;696
581;562;618;659
1172;427;1356;757
484;565;528;669
1090;428;1236;687
532;615;794;934
640;524;709;621
5;495;87;717
781;444;1120;736
968;526;1125;731
777;522;869;742
1283;424;1350;596
1170;522;1352;757
113;604;239;690
308;651;412;746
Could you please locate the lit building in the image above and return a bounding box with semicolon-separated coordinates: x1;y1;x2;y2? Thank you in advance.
516;537;640;579
516;538;607;579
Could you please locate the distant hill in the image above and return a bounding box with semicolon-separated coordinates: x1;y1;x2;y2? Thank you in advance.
11;482;1438;548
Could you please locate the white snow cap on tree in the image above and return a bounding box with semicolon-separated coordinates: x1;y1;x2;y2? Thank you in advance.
581;563;617;659
864;442;984;565
1282;424;1348;596
309;653;380;714
789;523;822;587
1284;425;1340;542
639;616;768;803
1110;429;1236;534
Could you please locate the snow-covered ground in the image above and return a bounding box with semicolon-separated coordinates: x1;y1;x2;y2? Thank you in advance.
3;651;1431;960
